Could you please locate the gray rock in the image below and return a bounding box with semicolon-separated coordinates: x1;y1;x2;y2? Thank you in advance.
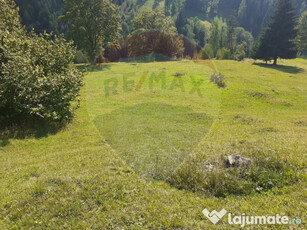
227;155;251;167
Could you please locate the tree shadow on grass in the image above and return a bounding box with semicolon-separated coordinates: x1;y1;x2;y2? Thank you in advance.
76;64;111;72
117;54;173;63
253;63;304;74
0;116;67;142
0;139;10;147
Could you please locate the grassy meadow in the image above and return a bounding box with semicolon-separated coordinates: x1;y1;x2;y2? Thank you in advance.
0;58;306;229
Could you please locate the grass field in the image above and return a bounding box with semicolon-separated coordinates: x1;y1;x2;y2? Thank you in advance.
0;58;306;229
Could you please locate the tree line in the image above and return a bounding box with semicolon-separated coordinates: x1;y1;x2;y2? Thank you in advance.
11;0;307;65
15;1;307;41
58;0;306;65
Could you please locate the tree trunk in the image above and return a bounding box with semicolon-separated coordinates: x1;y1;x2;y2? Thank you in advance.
91;53;97;66
273;57;277;65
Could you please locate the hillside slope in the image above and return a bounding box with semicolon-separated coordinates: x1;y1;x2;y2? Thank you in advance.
1;58;306;229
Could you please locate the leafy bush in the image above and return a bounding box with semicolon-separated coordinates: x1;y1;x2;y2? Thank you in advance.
128;31;184;59
0;0;83;121
104;31;184;61
193;50;201;60
201;44;214;59
105;39;129;62
210;72;226;88
216;48;232;60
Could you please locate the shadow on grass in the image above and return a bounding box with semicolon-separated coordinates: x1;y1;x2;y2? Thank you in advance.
0;139;10;147
0;116;67;141
253;63;304;74
76;64;111;72
117;54;173;63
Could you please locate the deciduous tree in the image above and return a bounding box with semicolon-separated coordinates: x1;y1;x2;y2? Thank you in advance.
61;0;121;64
132;9;177;34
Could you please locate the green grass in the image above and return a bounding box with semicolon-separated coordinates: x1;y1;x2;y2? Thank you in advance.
94;103;213;180
0;59;306;229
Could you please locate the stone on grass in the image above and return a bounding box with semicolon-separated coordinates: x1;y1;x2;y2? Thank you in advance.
227;155;251;167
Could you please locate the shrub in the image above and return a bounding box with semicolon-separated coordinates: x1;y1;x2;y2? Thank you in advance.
105;31;185;61
210;72;226;88
216;48;232;60
128;31;184;59
193;51;201;60
0;0;84;121
182;36;201;59
201;44;214;59
105;39;129;62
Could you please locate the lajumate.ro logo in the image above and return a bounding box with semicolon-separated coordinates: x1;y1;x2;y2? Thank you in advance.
202;208;302;227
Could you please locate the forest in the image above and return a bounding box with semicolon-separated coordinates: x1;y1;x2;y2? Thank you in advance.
14;0;307;64
16;0;307;37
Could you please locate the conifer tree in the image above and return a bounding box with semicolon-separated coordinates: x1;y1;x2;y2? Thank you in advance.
297;11;307;52
226;12;238;55
175;11;187;35
252;0;298;65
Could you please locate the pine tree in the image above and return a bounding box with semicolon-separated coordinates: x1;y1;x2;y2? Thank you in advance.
296;11;307;52
226;12;238;55
175;11;187;35
252;31;272;64
252;0;298;65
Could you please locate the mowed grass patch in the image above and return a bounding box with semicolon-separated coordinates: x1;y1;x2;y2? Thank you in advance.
94;102;213;180
86;61;221;181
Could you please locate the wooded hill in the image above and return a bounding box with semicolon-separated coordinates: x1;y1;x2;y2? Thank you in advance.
16;0;307;39
15;0;65;34
116;0;307;37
